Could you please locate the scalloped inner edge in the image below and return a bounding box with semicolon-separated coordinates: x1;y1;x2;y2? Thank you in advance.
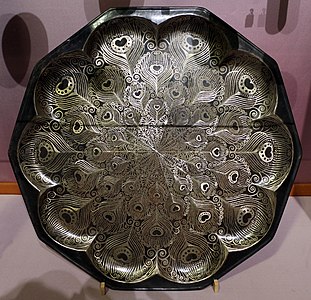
17;14;293;284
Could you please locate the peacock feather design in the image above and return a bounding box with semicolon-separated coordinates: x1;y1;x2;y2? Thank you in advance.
17;15;293;284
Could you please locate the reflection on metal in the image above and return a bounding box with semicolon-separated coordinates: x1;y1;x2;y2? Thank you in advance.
10;8;300;290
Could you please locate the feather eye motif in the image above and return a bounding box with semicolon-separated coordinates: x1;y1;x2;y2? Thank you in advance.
17;14;293;285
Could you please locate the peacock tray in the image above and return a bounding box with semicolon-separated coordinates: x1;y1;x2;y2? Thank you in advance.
9;7;301;290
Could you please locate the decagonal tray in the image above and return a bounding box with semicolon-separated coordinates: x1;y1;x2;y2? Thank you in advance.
9;7;301;290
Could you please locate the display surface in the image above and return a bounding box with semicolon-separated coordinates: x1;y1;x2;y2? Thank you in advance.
9;8;301;290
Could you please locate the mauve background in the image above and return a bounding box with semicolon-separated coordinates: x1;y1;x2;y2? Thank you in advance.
1;0;310;182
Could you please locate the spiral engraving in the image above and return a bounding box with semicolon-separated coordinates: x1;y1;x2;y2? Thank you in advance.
18;15;293;284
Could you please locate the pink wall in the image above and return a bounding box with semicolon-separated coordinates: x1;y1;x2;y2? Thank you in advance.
1;0;310;182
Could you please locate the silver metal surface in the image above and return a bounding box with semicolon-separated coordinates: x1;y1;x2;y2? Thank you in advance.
17;14;293;284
